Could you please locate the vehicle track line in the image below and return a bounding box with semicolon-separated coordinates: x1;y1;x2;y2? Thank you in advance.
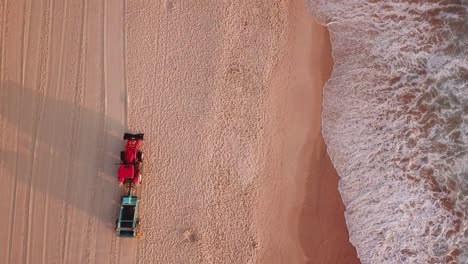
0;0;6;80
0;1;7;260
20;0;29;88
110;232;119;264
104;1;122;263
64;0;87;263
0;0;6;150
81;1;99;263
54;0;68;260
0;0;4;200
41;140;54;264
60;113;78;264
61;0;86;262
119;1;129;262
41;42;55;262
40;2;55;262
30;0;52;263
122;0;128;129
6;99;20;264
102;0;107;117
24;0;42;261
77;0;91;259
60;75;78;264
7;1;26;262
3;1;12;263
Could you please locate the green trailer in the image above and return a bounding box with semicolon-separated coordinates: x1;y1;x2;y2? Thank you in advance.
115;194;141;238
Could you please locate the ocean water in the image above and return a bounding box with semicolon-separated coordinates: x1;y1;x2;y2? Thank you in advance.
307;0;468;263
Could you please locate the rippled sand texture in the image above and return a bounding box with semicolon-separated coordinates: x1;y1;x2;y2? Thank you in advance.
126;1;287;263
308;0;467;263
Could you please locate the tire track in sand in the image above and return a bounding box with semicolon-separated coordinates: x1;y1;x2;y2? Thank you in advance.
43;1;71;261
24;0;46;261
38;1;53;261
0;0;6;76
52;0;69;261
20;0;31;88
60;0;86;262
122;0;128;129
0;0;8;262
24;0;53;263
107;0;126;262
102;2;120;263
82;1;101;263
6;0;26;262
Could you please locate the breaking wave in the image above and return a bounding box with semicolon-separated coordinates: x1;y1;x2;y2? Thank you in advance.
308;0;468;263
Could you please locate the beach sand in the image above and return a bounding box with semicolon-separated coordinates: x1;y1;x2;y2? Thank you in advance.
0;0;358;263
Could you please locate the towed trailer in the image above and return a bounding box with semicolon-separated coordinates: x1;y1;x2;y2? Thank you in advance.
115;191;141;238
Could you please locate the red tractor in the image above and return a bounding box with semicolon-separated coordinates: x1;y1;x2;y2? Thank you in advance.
118;133;144;187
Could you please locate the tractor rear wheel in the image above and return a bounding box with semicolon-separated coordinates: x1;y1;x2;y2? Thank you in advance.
120;151;125;162
137;151;143;162
135;218;142;238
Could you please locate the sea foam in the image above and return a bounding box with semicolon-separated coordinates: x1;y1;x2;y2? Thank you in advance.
308;0;467;263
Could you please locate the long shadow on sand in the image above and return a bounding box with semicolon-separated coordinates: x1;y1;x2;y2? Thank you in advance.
0;81;129;230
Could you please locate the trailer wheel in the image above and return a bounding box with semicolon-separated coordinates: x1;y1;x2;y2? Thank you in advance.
135;230;142;239
120;151;125;162
137;151;143;162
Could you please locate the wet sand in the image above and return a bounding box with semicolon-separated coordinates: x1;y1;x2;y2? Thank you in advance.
255;0;359;263
1;0;358;263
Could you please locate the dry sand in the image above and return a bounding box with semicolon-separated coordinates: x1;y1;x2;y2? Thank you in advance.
1;0;358;263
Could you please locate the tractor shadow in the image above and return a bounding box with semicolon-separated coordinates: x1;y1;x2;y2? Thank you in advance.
0;81;130;230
